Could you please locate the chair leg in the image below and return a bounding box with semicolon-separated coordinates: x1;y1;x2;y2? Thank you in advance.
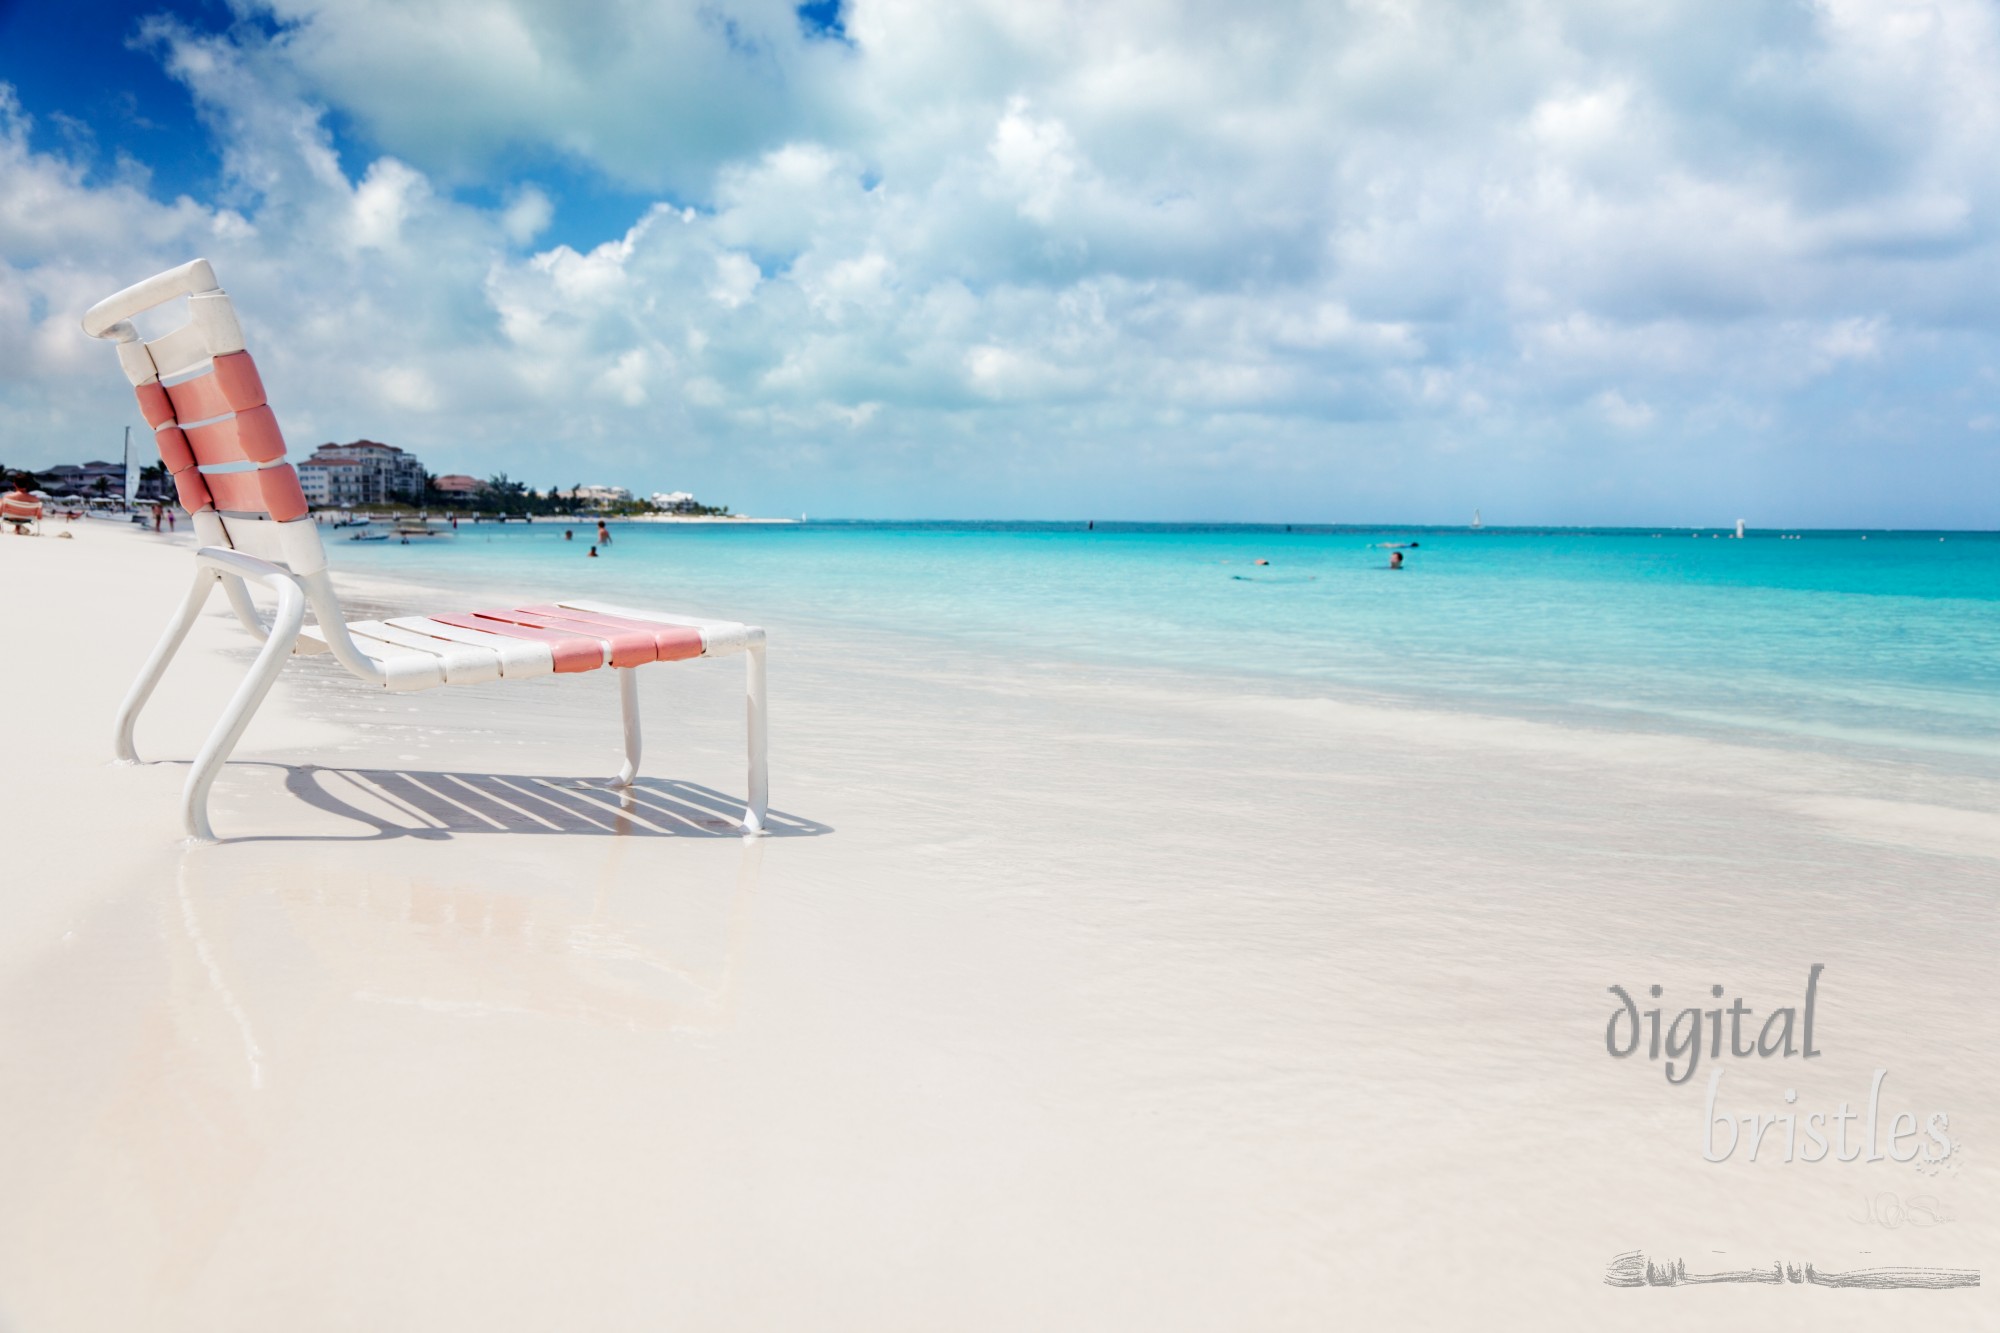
180;576;306;841
616;666;641;787
743;643;768;833
115;569;218;764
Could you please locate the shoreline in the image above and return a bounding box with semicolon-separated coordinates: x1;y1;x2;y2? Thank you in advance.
361;513;795;524
618;514;797;524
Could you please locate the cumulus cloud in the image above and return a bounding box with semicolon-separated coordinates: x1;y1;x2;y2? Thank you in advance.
236;0;857;194
2;0;1999;522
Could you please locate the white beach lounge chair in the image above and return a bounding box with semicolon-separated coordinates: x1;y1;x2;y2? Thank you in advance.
83;259;767;841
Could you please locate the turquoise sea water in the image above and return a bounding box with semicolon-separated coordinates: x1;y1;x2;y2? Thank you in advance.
331;522;2000;765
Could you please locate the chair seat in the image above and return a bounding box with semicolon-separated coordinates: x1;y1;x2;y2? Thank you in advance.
298;598;763;692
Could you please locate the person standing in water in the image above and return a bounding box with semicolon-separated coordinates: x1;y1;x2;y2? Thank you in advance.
596;520;612;546
1389;550;1404;569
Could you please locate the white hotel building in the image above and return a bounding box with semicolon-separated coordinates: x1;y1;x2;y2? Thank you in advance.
297;440;426;507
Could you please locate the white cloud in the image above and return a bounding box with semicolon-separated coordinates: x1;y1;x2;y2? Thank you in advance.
500;185;553;245
2;1;1999;522
988;99;1080;224
236;0;856;194
348;157;428;252
379;364;441;412
595;346;655;408
709;252;762;308
1593;389;1656;431
965;343;1085;400
1816;316;1885;363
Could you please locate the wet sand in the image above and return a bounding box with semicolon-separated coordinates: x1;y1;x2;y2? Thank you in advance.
2;521;1993;1330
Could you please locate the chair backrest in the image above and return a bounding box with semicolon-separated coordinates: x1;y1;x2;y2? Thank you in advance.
84;261;403;687
82;259;328;575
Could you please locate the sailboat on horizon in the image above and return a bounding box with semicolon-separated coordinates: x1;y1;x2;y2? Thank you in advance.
1471;508;1482;530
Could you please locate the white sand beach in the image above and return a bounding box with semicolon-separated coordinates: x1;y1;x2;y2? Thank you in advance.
2;522;1994;1330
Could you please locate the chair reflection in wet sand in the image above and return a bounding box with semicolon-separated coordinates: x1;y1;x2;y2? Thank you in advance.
284;766;831;840
58;834;771;1309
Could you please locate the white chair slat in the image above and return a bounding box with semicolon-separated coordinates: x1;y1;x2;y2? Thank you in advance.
348;620;504;685
145;323;212;380
384;617;557;678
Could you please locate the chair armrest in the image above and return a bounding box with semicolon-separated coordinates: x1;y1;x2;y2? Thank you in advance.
194;545;294;589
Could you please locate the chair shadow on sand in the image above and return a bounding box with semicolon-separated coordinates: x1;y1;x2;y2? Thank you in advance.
249;764;833;841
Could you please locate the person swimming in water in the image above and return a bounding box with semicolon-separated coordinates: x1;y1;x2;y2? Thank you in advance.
588;544;598;558
1389;551;1404;569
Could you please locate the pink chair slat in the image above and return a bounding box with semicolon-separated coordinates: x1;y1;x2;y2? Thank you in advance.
163;369;233;423
430;614;607;673
264;464;310;520
211;351;267;411
200;468;261;515
184;418;232;465
134;381;175;430
520;605;705;661
172;468;214;512
154;425;195;474
203;465;308;521
477;609;657;668
185;404;287;466
477;608;654;667
229;404;286;462
260;464;309;521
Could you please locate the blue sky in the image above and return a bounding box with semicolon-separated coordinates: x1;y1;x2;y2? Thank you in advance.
3;0;1998;524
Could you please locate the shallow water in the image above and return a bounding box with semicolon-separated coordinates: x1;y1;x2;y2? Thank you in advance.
335;522;2000;766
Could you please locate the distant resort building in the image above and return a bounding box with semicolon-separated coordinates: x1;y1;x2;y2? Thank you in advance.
297;440;425;507
21;458;168;502
297;455;359;508
25;441;728;519
35;460;128;498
